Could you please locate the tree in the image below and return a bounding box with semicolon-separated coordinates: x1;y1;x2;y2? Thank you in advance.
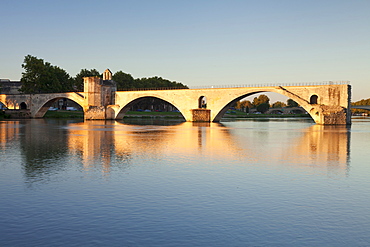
134;76;188;90
351;98;370;114
252;94;270;107
73;69;101;91
287;99;299;107
20;55;73;93
257;103;270;113
271;101;287;108
236;100;252;112
18;54;189;94
112;71;135;90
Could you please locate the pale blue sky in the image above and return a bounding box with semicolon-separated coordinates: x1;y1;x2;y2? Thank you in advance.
1;0;369;101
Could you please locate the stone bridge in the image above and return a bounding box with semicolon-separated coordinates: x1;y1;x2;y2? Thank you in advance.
351;105;370;111
265;107;306;114
0;76;352;125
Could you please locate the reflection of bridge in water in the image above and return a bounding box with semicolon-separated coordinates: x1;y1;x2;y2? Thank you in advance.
283;125;351;175
64;121;350;173
1;120;348;177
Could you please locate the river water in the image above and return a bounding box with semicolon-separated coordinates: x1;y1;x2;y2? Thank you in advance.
0;117;369;246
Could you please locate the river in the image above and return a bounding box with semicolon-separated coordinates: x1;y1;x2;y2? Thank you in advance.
0;117;369;246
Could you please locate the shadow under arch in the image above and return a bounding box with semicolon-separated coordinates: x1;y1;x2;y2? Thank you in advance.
212;88;314;122
20;102;28;109
115;96;186;121
34;97;84;118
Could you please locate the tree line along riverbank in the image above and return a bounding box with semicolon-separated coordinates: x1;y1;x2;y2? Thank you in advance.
0;109;311;120
14;109;310;119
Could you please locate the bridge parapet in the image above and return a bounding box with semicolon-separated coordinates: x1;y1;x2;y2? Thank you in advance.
190;81;349;89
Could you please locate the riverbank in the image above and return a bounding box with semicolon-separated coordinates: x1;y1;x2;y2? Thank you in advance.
42;110;310;119
225;113;310;118
0;110;10;120
43;110;183;119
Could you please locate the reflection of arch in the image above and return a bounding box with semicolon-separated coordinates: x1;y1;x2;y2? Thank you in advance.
116;96;186;120
199;96;207;109
20;102;27;109
310;95;318;104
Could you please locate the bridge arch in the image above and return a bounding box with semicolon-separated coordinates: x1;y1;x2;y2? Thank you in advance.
31;93;86;118
115;96;186;120
212;88;312;122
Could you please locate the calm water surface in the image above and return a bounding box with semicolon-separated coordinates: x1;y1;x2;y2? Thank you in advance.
0;117;369;246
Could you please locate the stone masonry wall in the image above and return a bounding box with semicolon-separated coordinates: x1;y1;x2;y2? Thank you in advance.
85;106;106;120
192;109;211;122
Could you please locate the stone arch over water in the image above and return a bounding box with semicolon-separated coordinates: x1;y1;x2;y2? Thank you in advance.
33;97;84;118
211;88;313;122
115;96;186;120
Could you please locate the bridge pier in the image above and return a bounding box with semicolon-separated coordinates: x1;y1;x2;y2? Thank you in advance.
84;105;120;120
274;84;352;125
83;71;117;120
191;109;211;122
84;106;106;120
309;105;351;125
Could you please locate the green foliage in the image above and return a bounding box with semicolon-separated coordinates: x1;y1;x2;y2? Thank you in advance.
287;99;299;107
256;102;270;113
44;110;83;119
112;71;135;90
252;94;270;107
271;101;287;108
102;71;188;91
250;95;270;113
20;55;73;93
351;98;370;114
73;69;101;91
133;76;188;90
352;98;370;106
235;100;252;112
19;54;188;94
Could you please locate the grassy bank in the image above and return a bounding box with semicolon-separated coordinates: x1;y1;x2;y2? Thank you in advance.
0;110;10;120
44;110;84;118
224;112;311;118
43;110;310;119
124;111;183;118
43;110;183;119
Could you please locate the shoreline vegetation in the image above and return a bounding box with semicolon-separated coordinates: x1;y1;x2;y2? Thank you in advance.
40;110;311;119
2;109;368;120
1;110;311;120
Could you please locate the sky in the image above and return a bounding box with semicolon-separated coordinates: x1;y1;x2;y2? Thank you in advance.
1;0;369;102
